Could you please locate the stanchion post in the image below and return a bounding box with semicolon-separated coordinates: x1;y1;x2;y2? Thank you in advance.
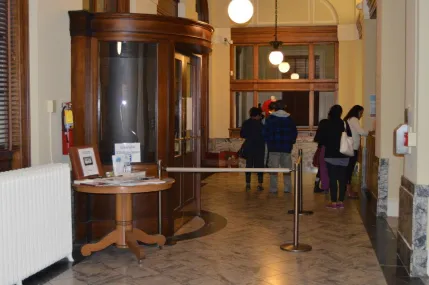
280;162;312;252
288;149;314;216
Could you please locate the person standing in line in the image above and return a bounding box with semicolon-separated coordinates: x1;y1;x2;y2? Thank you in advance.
320;105;352;209
343;105;368;198
313;118;329;193
263;100;298;193
240;107;265;191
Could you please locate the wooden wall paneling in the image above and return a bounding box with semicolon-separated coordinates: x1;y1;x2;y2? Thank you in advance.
90;38;99;145
231;26;338;44
308;44;315;80
115;0;130;12
71;36;90;146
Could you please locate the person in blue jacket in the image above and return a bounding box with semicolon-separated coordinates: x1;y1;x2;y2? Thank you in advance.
263;100;298;193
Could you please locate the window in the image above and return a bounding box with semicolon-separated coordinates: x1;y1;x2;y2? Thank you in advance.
314;44;335;79
230;27;338;134
258;45;309;80
0;0;9;150
234;46;253;80
233;92;253;128
0;0;30;169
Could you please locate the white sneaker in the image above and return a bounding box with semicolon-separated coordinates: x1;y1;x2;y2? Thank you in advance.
269;188;278;193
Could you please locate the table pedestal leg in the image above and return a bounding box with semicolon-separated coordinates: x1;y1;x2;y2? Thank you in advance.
80;192;166;261
81;230;118;256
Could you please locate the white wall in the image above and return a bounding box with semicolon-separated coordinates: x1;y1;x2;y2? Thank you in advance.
29;0;83;165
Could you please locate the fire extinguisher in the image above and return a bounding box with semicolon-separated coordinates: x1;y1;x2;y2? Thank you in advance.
62;102;74;155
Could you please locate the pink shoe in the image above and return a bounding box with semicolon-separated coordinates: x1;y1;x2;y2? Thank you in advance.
326;202;337;209
336;202;344;209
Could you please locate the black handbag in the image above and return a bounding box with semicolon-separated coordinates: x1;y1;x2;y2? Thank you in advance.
237;141;247;159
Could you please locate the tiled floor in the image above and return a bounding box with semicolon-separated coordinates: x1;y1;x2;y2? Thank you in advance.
33;172;389;285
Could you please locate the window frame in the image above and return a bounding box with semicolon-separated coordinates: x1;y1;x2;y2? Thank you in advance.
229;26;339;137
0;0;30;170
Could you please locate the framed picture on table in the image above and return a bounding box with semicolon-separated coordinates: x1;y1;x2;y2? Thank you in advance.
69;146;104;180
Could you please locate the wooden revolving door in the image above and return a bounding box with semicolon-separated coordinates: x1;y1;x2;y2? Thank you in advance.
69;11;213;243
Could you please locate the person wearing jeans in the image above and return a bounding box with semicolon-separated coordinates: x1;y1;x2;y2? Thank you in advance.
313;118;329;193
344;105;368;198
262;100;298;193
319;105;352;209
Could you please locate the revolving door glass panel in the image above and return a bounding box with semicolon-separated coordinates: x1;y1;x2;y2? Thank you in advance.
98;41;158;164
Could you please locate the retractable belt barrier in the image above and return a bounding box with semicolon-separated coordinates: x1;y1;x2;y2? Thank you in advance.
156;148;312;253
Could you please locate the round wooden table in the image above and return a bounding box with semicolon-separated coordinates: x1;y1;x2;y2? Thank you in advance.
73;178;174;262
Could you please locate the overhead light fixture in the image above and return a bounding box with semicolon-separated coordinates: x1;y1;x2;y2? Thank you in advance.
117;42;122;55
291;73;300;80
268;0;283;65
278;62;290;73
228;0;254;24
290;58;299;79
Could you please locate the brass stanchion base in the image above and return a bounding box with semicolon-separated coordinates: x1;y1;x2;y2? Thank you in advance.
280;243;312;252
287;210;314;216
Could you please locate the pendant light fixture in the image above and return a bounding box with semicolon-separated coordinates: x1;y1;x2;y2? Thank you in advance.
268;0;283;65
228;0;254;24
278;61;290;73
291;58;300;79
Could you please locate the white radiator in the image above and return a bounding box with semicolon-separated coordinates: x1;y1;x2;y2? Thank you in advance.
0;163;74;285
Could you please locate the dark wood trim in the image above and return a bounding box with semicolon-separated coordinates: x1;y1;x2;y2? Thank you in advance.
197;0;209;23
157;0;179;17
231;26;338;44
230;80;337;92
69;11;213;54
115;0;130;13
19;0;30;167
367;0;377;19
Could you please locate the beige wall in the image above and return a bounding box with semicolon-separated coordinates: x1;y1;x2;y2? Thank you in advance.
362;19;377;130
130;0;158;13
375;0;405;216
404;0;429;186
208;0;363;138
29;0;83;165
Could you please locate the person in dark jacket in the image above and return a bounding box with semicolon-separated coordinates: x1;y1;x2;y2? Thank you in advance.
240;107;265;191
262;100;298;193
313;118;329;193
319;105;352;209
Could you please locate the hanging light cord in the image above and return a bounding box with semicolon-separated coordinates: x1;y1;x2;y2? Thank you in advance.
274;0;278;42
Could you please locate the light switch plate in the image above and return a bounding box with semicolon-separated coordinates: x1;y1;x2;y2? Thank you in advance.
47;100;56;113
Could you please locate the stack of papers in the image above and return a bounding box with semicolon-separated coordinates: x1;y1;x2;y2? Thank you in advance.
74;176;166;187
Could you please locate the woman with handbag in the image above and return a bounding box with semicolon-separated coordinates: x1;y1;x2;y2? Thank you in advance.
320;105;353;209
344;105;368;198
313;118;329;193
240;107;265;191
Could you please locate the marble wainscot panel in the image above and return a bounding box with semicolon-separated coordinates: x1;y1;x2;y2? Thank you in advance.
398;176;429;277
376;158;389;217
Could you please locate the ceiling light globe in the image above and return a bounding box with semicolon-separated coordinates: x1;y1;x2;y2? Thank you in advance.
228;0;254;24
291;73;300;80
269;50;284;65
278;62;290;73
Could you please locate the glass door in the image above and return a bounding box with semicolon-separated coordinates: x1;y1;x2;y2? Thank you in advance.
172;53;201;228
